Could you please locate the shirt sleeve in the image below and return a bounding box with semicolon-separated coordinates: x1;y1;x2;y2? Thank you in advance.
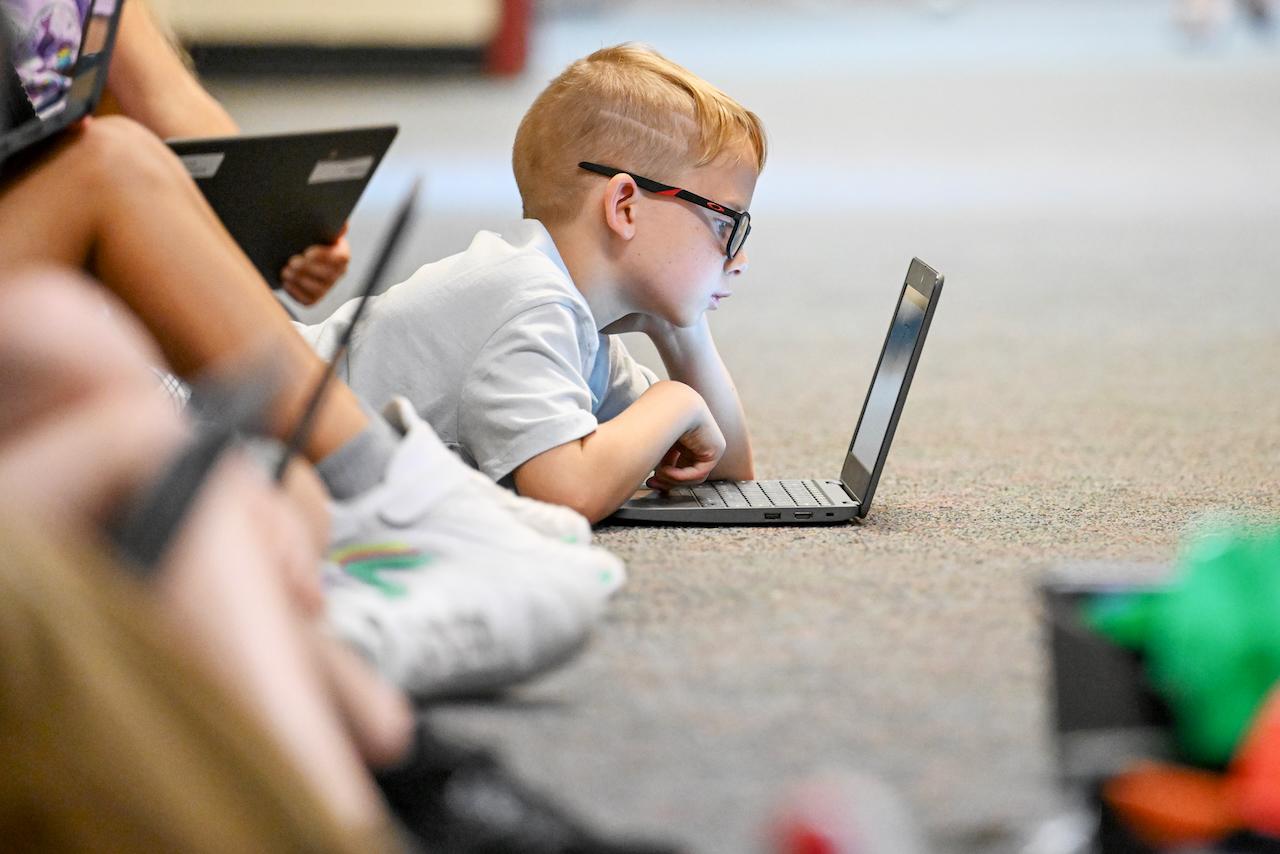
458;302;600;483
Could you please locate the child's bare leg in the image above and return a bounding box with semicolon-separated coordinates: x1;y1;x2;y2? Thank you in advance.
0;269;411;827
0;116;367;462
313;631;419;768
0;264;164;443
156;453;402;826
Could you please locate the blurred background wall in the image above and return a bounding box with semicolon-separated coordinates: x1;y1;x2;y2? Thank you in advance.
148;0;500;46
148;0;527;75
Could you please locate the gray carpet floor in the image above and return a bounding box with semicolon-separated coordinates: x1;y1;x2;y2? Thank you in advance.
209;1;1280;850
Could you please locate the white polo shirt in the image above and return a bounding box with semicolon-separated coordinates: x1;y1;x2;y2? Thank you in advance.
300;219;658;486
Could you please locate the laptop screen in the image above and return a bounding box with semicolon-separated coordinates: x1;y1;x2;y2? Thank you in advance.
840;261;941;511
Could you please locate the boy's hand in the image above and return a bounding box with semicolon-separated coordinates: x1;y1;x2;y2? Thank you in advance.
513;380;726;521
599;311;683;340
599;312;651;336
647;418;725;491
280;227;351;306
597;314;730;489
602;314;755;485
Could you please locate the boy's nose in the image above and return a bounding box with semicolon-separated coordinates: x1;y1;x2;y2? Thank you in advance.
725;249;748;276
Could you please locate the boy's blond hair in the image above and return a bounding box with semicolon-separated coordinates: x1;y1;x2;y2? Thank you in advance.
513;44;767;225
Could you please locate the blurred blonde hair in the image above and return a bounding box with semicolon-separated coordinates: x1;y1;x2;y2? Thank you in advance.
512;44;767;225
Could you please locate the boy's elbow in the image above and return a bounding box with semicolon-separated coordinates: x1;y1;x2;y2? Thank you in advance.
527;486;618;525
512;464;622;525
567;495;617;525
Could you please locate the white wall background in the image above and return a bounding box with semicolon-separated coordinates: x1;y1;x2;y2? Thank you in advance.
148;0;500;46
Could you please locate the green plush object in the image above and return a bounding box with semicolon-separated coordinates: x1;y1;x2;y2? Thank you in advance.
1085;521;1280;767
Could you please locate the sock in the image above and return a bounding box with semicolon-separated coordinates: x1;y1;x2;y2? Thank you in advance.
314;404;399;500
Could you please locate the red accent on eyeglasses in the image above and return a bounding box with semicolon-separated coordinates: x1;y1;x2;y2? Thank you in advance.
705;202;726;212
656;188;680;196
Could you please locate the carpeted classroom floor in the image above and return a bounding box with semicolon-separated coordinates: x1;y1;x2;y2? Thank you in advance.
209;1;1280;850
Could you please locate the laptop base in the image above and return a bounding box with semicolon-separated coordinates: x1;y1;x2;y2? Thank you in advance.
607;478;861;526
604;258;943;529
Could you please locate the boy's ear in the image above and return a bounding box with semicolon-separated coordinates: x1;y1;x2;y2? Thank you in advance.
602;174;639;241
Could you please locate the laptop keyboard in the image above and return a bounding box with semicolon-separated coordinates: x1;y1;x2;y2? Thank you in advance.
688;480;835;509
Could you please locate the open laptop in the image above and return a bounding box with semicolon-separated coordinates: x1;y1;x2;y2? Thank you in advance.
0;0;123;167
607;257;944;526
167;124;398;288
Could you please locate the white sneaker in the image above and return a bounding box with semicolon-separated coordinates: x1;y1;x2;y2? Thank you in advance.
324;398;625;698
380;400;594;547
324;550;598;698
466;468;594;545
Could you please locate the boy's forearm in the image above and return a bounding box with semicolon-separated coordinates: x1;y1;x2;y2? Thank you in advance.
103;0;240;139
512;381;713;523
648;322;754;480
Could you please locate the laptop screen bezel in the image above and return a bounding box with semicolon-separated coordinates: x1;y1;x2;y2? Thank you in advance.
55;0;120;119
839;258;943;517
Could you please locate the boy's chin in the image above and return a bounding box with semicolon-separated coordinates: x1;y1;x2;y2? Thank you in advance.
652;304;711;329
673;313;705;329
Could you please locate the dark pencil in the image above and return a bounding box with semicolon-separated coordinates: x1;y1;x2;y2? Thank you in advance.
273;178;421;482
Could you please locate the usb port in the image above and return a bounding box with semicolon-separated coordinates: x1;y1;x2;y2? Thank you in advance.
795;511;813;519
764;512;781;520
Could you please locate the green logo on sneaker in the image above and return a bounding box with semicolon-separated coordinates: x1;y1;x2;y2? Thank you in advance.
332;543;432;598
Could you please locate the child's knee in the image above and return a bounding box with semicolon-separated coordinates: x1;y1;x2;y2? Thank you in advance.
0;267;172;446
75;116;191;197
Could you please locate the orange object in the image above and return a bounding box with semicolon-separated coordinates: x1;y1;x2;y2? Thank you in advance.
774;824;839;854
1102;761;1242;849
1229;687;1280;836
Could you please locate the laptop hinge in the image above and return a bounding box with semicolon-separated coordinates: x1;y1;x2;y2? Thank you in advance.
823;479;862;512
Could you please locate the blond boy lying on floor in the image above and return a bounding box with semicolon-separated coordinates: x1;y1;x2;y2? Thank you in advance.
303;44;766;523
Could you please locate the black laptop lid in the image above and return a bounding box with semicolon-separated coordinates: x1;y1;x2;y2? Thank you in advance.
167;125;398;288
57;0;118;114
2;13;33;131
839;258;943;516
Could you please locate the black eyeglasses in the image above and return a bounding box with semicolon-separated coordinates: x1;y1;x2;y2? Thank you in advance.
578;162;751;260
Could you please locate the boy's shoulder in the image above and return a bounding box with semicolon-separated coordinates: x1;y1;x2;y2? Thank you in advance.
461;220;571;283
363;219;592;339
409;219;585;313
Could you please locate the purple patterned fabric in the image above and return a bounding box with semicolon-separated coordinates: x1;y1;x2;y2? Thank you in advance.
1;0;116;112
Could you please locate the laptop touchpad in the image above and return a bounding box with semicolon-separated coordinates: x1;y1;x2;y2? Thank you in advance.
625;488;701;509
